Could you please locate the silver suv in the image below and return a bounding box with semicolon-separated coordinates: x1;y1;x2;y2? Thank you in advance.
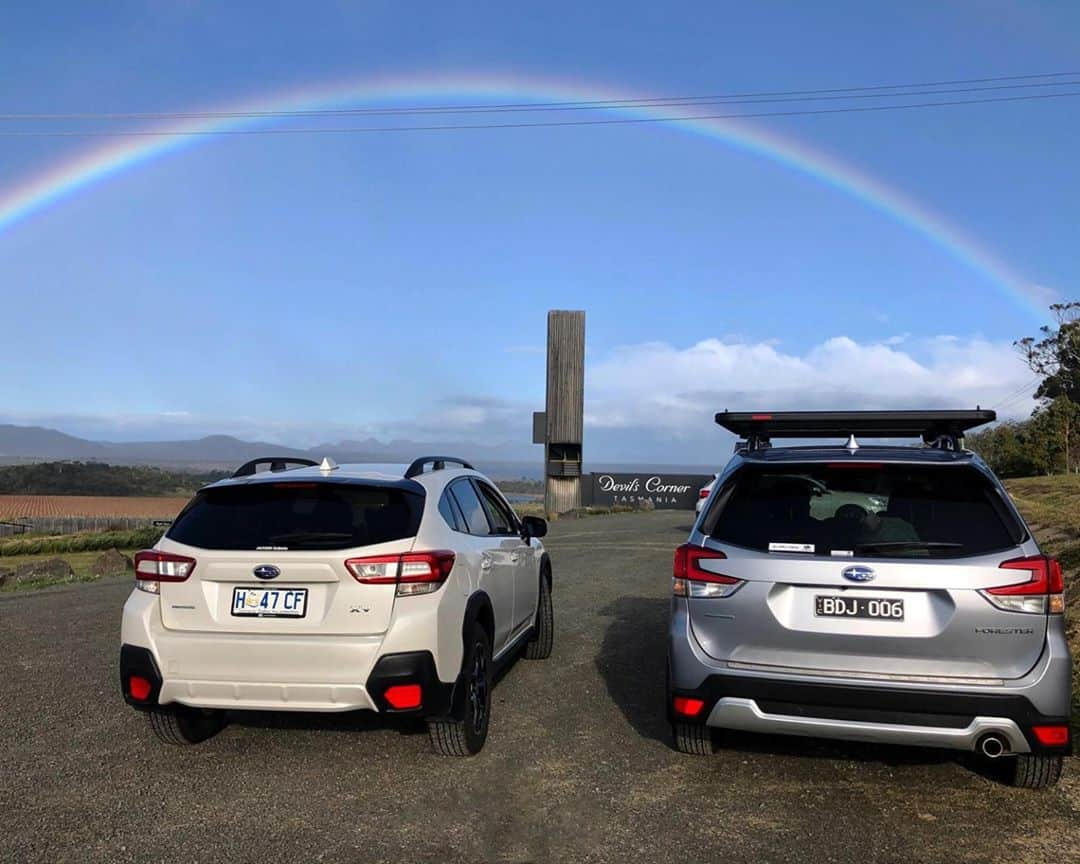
668;411;1071;788
120;456;553;756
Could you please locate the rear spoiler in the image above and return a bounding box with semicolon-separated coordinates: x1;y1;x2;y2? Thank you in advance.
232;457;318;478
715;409;996;452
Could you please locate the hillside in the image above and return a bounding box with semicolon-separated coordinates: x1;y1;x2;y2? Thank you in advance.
1005;475;1080;722
1005;475;1080;573
0;462;224;497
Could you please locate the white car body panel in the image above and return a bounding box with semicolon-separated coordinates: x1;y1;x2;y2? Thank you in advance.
121;464;545;713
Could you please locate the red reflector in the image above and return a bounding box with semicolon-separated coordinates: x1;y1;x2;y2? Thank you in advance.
699;489;711;499
1032;725;1069;747
383;684;422;710
673;696;705;717
128;675;152;702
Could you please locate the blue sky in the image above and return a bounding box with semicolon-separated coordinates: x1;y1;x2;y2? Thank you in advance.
0;2;1076;462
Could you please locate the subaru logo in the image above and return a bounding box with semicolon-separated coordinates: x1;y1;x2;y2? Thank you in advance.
253;565;280;580
842;565;875;583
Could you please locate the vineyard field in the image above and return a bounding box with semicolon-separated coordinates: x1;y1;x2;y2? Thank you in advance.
0;495;189;521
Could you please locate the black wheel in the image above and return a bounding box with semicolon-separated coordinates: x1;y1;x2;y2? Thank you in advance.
672;722;714;756
1003;753;1064;789
524;571;553;660
146;705;226;745
428;626;491;756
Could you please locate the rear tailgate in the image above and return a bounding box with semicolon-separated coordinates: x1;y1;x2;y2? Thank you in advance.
691;460;1045;681
157;537;412;636
687;546;1047;680
154;478;424;637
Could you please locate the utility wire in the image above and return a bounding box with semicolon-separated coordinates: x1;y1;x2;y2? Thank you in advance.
0;72;1076;122
0;89;1076;138
993;377;1041;412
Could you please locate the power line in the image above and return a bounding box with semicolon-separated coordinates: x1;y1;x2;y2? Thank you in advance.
0;71;1076;122
994;377;1041;412
0;89;1076;138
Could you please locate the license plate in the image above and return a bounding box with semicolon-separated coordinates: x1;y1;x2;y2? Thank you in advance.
815;595;904;621
231;587;308;618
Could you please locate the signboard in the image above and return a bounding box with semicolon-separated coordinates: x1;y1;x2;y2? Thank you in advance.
584;472;713;510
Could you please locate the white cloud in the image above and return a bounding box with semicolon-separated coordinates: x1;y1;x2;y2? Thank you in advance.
584;335;1035;441
3;336;1040;465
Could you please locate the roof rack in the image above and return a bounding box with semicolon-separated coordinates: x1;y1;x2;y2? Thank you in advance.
404;456;474;479
232;456;318;478
716;409;996;453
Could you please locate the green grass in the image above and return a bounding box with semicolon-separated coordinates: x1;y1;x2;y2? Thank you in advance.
1005;475;1080;728
0;526;163;558
0;548;139;591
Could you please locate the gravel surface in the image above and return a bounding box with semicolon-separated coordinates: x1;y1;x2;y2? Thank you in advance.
1;510;1077;863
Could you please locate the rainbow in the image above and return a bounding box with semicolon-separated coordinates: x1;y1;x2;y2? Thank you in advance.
0;71;1048;318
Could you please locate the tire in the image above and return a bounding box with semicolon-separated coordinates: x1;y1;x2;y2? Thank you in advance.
146;705;226;745
428;626;491;756
1003;753;1064;789
524;571;553;660
672;722;714;756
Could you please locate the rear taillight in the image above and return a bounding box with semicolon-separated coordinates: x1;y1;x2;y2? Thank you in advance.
982;555;1065;615
699;488;711;499
346;551;455;597
134;550;196;594
673;544;743;599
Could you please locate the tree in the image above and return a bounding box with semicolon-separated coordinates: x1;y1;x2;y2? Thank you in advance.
1027;396;1080;475
1015;301;1080;404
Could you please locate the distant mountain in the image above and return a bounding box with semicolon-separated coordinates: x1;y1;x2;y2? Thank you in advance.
0;423;541;476
315;437;534;464
110;435;314;465
0;425;110;460
0;423;715;480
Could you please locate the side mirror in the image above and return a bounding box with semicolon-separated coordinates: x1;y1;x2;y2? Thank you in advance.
521;515;548;543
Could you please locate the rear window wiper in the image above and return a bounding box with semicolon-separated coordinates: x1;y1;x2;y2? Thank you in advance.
853;541;963;552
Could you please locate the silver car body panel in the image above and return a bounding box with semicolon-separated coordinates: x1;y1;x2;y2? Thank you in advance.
706;698;1030;753
669;444;1072;752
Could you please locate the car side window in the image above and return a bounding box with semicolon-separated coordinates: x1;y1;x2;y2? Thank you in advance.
438;489;466;532
475;481;518;536
449;480;492;536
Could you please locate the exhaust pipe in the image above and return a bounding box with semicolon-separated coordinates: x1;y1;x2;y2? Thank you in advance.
978;733;1008;759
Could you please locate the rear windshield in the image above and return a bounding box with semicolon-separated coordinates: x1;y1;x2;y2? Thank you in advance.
167;482;423;550
707;463;1025;559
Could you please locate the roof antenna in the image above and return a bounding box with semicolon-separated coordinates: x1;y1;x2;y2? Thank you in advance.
844;434;859;453
319;456;339;473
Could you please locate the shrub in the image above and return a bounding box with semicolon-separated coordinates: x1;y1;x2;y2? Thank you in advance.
0;526;164;557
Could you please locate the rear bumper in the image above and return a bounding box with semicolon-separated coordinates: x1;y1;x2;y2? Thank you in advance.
120;590;460;716
121;643;456;717
670;672;1070;755
669;597;1072;756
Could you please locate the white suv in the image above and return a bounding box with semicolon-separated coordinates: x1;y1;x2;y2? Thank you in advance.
120;456;553;756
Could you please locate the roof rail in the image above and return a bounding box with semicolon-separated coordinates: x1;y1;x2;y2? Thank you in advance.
232;457;318;478
404;456;475;479
716;409;996;452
